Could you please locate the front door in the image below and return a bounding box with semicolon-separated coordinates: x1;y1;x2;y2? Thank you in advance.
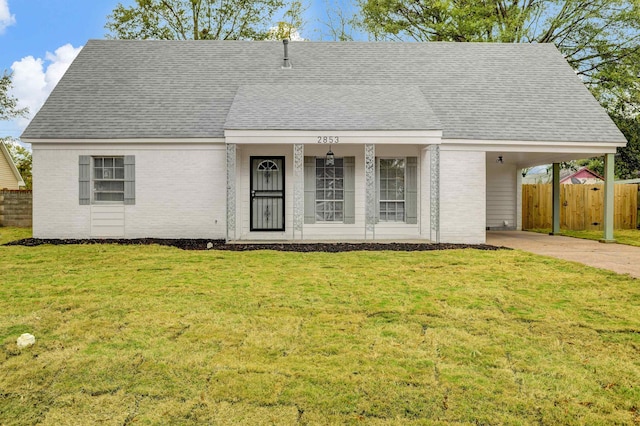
250;157;285;231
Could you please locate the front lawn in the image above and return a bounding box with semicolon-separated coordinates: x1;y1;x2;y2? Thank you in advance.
1;229;639;424
0;226;31;245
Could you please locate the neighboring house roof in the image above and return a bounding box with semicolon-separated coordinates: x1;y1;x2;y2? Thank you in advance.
0;142;25;189
522;166;603;184
559;167;603;184
22;40;627;144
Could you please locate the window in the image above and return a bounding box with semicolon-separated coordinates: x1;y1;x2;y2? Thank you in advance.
79;155;134;205
93;157;125;202
315;157;344;222
379;158;406;222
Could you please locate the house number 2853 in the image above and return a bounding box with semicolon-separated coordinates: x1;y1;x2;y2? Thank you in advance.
317;136;339;144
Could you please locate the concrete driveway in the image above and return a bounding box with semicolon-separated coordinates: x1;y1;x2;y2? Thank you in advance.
487;231;640;279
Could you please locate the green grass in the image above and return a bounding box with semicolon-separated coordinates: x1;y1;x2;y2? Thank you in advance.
528;228;640;247
0;226;31;245
1;228;639;424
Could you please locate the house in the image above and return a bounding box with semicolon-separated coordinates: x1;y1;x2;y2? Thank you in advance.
21;40;627;244
523;167;604;184
560;167;604;184
0;142;25;190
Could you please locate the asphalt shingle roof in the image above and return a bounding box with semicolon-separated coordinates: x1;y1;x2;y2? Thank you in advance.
21;40;627;144
225;84;441;130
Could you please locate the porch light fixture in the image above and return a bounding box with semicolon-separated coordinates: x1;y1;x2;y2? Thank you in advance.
326;146;335;166
496;155;504;164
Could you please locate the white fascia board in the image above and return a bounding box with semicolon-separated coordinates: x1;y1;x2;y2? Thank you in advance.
441;139;621;154
224;129;443;145
30;143;227;152
0;142;25;187
21;138;226;144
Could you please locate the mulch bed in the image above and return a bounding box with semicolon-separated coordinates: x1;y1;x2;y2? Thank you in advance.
5;238;509;252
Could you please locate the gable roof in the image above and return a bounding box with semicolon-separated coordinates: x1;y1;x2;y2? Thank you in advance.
0;142;25;188
225;84;441;131
22;40;626;144
560;167;604;183
523;166;604;184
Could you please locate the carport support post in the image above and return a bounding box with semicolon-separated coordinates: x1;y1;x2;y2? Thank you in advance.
551;162;561;235
601;153;616;243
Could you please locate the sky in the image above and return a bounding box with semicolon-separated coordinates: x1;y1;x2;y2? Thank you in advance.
0;0;117;139
0;0;358;140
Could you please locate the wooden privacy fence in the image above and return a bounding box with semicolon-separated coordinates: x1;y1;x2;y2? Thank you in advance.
522;184;638;231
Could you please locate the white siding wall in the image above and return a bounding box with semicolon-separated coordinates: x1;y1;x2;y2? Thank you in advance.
32;143;226;239
486;158;517;229
439;150;486;244
91;205;125;237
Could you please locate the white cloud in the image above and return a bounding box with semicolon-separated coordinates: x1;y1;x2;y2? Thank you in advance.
10;44;83;131
267;24;306;41
0;0;16;34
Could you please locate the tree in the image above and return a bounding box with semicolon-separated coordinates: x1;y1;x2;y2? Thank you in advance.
106;0;289;40
611;112;640;180
1;71;27;121
3;138;32;189
319;0;360;41
1;72;31;189
266;1;307;40
360;0;640;175
359;0;640;105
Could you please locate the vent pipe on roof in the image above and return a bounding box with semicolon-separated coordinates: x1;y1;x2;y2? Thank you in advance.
282;39;291;69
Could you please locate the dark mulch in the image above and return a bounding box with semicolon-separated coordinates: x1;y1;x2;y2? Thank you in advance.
5;238;509;252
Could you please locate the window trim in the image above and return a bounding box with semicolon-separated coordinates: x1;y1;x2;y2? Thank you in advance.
92;156;126;204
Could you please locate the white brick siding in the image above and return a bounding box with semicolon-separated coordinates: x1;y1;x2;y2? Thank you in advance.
33;142;493;243
32;143;226;239
439;150;486;244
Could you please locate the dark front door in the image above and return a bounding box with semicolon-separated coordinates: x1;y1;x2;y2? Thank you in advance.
250;157;285;231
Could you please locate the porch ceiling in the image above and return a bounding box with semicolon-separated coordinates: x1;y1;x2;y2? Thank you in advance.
489;151;615;169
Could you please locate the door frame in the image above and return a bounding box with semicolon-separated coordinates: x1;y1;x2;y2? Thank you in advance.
249;156;286;232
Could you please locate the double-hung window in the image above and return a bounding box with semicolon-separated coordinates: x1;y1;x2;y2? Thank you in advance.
378;158;406;222
315;157;344;222
93;157;125;202
304;156;355;224
79;155;134;205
